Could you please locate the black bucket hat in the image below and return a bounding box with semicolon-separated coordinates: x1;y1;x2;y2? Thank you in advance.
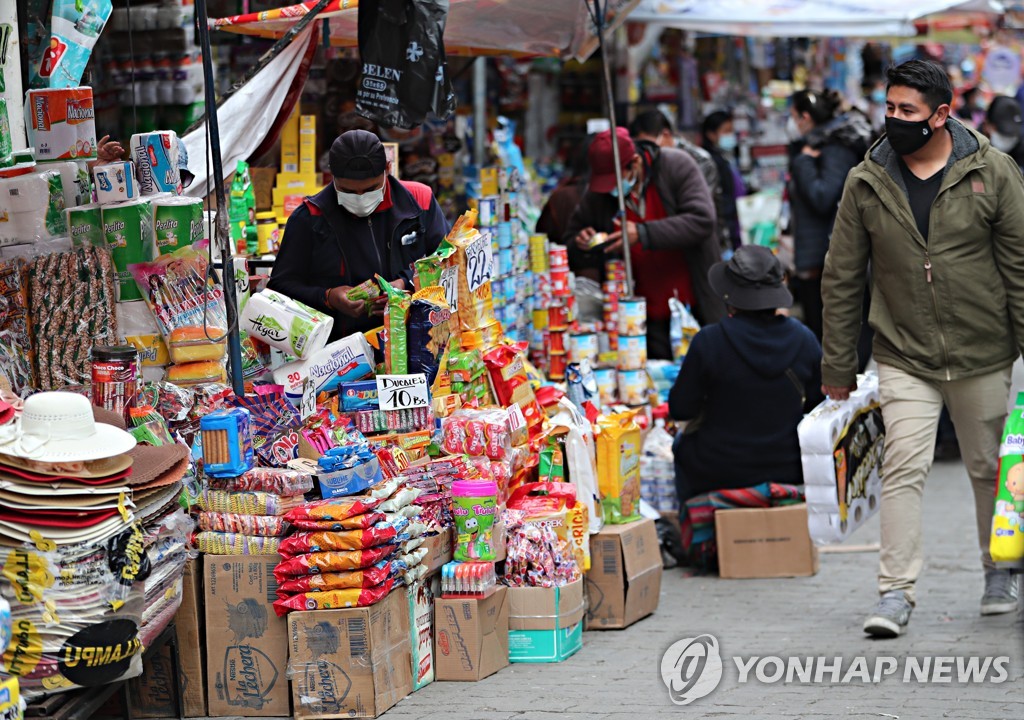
708;245;793;311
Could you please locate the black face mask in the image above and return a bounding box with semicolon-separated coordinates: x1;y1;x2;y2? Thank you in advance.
884;108;939;156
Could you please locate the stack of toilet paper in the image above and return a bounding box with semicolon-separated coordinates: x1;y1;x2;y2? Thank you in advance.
798;372;885;545
0;170;68;246
130;131;182;196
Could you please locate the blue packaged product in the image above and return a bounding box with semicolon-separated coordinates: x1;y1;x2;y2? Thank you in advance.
200;407;255;478
341;379;380;411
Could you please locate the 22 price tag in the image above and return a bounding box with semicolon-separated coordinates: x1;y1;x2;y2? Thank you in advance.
440;265;459;311
376;374;430;411
465;232;494;293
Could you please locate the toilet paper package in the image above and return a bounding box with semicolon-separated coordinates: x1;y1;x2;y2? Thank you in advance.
0;171;68;245
102;198;154;301
152;196;203;254
26;88;97;161
93;161;140;205
239;289;333;360
130;131;181;196
67;203;104;247
798;372;885;545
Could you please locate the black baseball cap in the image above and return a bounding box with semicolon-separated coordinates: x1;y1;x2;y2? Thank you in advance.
329;129;387;180
987;96;1023;138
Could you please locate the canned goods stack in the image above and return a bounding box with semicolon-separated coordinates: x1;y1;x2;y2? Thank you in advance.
544;243;576;381
476;181;535;343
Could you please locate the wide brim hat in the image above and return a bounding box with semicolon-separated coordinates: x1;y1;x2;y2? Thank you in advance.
0;454;133;480
125;443;189;489
0;392;136;464
708;245;793;311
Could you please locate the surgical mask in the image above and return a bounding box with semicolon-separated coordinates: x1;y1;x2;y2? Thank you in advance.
337;182;385;217
884;109;938;157
610;174;637;198
871;88;887;104
786;116;804;142
718;133;738;152
990;130;1019;153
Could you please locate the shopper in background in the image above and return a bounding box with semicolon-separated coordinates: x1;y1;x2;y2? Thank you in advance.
956;86;985;127
983;95;1024;173
700;111;744;248
787;89;872;346
630;109;730;255
564;127;722;358
269;129;449;342
669;245;822;505
822;60;1024;638
536;136;592;249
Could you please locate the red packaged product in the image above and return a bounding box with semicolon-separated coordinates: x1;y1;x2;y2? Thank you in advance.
273;544;399;579
287;511;387;532
272;578;398;615
276;561;400;594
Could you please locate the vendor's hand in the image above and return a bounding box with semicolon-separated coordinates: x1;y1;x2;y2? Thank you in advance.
606;219;638;254
389;278;407;291
822;382;857;401
368;295;388;318
97;135;126;162
574;227;597;251
801;145;821;158
328;286;366;319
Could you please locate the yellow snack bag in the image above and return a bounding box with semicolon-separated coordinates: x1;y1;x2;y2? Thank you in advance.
596;411;642;524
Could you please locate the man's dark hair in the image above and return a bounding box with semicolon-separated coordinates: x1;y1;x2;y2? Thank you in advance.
701;110;732;139
885;60;953;111
629;110;672;140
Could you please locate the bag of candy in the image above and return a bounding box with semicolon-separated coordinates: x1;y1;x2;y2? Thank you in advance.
408;286;452;387
442;408;511;461
197;512;288;536
205;467;312;496
194;531;282;555
507;481;589;573
991;392;1024;566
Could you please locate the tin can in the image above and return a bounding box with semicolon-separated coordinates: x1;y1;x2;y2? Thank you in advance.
497;222;513;249
548;330;567;354
605;259;626;281
617;369;647;405
91;345;140;422
568;332;599;365
598;332;613;354
256;211;279;255
532;308;549;332
618;297;647;336
617;334;647;370
478;197;499;226
548;352;568;380
608;333;619;352
593;367;618;405
548;303;569;329
530;234;549;273
548;245;569;271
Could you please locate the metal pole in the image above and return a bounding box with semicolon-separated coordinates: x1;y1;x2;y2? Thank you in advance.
592;0;634;295
195;0;244;396
473;57;486;167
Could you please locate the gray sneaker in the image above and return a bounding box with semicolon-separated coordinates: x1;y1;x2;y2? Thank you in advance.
864;590;913;638
981;570;1020;616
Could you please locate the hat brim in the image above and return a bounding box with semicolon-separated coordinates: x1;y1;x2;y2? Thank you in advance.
0;423;137;464
589;172;618;194
126;444;189;488
709;260;793;311
0;455;133;481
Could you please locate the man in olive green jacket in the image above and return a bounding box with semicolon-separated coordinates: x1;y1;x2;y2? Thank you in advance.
822;60;1024;638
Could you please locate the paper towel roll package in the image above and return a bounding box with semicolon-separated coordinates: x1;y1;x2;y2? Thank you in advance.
272;332;375;404
0;171;68;245
239;289;333;360
93;161;140;205
799;373;885;545
67;203;104;247
102;199;154;301
46;160;91;207
26;88;97;161
152;196;203;254
130;131;181;196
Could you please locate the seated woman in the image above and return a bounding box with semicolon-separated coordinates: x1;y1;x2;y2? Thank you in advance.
669;245;823;506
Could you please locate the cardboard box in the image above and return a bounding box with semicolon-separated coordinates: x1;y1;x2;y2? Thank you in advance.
586;518;663;630
281;109;300;174
299;115;317;176
205;555;290;717
421;528;454;577
715;504;820;579
507;579;585;663
287;589;413;719
434;587;509;681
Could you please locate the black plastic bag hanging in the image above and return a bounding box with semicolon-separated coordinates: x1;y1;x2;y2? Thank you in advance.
356;0;456;129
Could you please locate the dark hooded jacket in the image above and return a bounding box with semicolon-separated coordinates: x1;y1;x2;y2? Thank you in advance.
669;314;823;500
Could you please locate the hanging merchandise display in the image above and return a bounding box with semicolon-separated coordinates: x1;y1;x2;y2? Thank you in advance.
355;0;456;129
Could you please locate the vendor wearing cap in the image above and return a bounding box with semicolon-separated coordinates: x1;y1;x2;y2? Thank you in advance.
984;96;1024;173
564;127;723;359
668;245;822;505
269;129;449;340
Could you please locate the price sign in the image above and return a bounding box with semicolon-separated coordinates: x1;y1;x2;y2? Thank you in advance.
440;265;459;311
376;374;430;411
465;232;494;293
300;377;316;420
506;403;526;435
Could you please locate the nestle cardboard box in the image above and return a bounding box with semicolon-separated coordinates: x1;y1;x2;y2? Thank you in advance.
715;504;820;579
586;518;663;630
434;587;509;681
421;527;454;577
287;589;412;719
129;559;207;717
507;579;585;663
205;555;290;717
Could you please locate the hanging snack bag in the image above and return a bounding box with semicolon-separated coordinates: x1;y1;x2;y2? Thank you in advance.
991;391;1024;566
377;275;411;374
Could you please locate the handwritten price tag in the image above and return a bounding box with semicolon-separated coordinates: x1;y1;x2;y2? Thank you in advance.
440;265;459;311
300;377;316;420
506;403;526;435
465;232;494;293
376;374;430;411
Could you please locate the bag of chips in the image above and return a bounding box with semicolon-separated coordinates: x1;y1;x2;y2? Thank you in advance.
408;286;452;387
273;544;400;579
273;577;398;615
277;517;411;556
377;275;410;374
276;558;407;595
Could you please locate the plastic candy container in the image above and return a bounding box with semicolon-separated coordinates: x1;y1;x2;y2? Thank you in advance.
452;479;498;561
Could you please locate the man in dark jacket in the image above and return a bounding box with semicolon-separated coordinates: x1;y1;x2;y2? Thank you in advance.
669;245;822;503
268;130;449;341
565;128;723;358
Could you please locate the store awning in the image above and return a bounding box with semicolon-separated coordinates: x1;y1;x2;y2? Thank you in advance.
628;0;1003;37
211;0;640;61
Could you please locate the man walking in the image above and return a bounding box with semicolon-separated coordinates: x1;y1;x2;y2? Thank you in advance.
821;60;1024;637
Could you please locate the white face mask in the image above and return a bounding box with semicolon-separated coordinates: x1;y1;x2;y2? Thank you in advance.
990;130;1019;153
786;116;804;142
337;181;385;217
